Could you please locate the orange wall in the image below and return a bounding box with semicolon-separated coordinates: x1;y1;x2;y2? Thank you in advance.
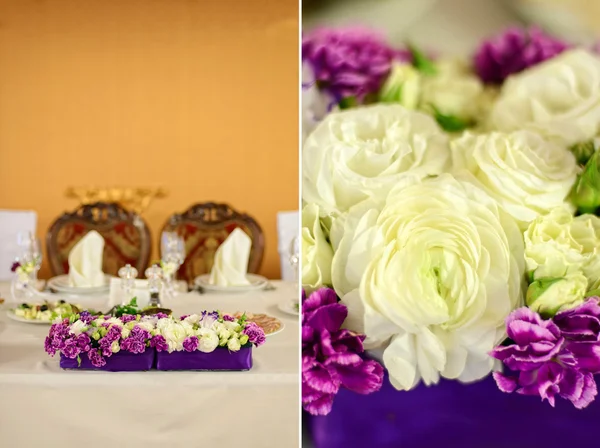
0;0;299;279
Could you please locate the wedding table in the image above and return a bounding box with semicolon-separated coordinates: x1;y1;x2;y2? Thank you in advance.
0;281;299;448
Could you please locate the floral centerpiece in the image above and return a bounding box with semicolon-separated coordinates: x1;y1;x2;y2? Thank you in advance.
302;25;600;448
153;311;266;371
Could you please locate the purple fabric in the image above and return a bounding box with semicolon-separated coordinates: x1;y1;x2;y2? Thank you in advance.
60;348;154;372
156;347;253;371
308;370;600;448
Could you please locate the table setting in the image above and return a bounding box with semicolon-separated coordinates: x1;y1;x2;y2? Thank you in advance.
0;228;300;447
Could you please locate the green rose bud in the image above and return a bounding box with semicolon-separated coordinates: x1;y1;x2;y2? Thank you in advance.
379;63;421;109
570;140;597;166
92;331;101;340
239;334;249;345
526;272;588;316
570;151;600;214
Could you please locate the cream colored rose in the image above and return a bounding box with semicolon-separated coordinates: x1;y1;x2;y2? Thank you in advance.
303;104;450;216
526;272;588;315
302;203;334;290
525;207;600;282
452;130;579;228
197;328;219;353
332;174;524;391
488;49;600;147
420;58;485;122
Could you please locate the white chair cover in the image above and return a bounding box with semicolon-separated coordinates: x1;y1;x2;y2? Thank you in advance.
277;210;299;281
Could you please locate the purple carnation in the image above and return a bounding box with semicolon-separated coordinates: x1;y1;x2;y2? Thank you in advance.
121;337;146;354
98;337;114;357
45;322;70;355
153;312;168;319
222;314;235;322
302;27;404;103
243;322;266;347
474;26;569;84
44;336;56;356
129;326;150;341
104;325;122;343
76;333;91;351
79;311;94;324
87;349;106;368
61;339;80;359
179;314;190;320
150;335;168;352
120;314;137;323
183;336;199;352
491;306;599;409
302;288;384;416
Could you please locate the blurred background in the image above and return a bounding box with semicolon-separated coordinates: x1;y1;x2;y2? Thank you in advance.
0;0;299;281
303;0;600;54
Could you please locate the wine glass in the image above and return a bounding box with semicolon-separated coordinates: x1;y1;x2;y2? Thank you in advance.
160;231;186;298
11;232;42;301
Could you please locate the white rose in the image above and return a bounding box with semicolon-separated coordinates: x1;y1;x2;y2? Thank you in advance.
156;318;172;331
111;340;120;353
526;272;588;315
136;321;154;333
525;207;600;282
227;337;241;352
69;320;88;336
197;328;219;353
223;321;241;333
183;314;201;325
302;203;334;290
488;49;600;147
163;322;187;352
121;328;131;339
332;174;524;391
217;329;231;341
420;59;484;122
452;130;579;228
105;317;123;327
303;104;450;216
180;321;196;337
379;63;422;109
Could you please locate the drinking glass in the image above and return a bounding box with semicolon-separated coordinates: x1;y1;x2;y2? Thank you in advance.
289;235;300;292
160;231;186;298
11;232;42;301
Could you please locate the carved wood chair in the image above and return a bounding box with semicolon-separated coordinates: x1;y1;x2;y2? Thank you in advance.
162;203;264;284
46;202;152;277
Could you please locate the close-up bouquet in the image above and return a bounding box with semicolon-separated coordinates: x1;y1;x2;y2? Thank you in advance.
302;25;600;447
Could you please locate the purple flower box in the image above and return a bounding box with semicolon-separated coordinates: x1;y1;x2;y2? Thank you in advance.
308;371;600;448
59;348;155;372
156;347;253;371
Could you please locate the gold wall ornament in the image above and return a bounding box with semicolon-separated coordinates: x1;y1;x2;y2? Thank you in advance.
65;187;168;215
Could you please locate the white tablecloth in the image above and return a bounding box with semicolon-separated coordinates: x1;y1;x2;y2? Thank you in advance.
0;281;299;448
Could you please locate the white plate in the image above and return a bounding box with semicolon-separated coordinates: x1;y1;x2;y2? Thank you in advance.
278;300;299;316
266;321;285;337
6;310;52;325
48;275;110;294
194;274;268;293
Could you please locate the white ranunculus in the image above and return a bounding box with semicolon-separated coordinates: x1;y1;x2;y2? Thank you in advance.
332;174;524;391
525;207;600;282
136;321;154;333
526;272;588;315
111;340;120;353
302;203;334;290
227;337;241;352
197;328;219;353
162;322;187;353
105;317;123;327
488;49;600;147
223;321;241;333
183;314;201;325
452;130;579;228
69;320;87;336
121;328;131;339
420;58;485;122
303;104;450;217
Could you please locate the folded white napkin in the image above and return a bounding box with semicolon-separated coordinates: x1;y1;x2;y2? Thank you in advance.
209;228;251;286
68;230;105;287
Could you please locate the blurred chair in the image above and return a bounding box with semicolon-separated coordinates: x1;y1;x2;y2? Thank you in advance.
162;203;264;284
0;210;37;281
46;202;151;277
277;211;299;281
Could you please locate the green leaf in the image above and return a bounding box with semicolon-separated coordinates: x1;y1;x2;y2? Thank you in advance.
585;289;600;298
431;105;470;132
77;355;81;367
526;270;536;285
408;44;437;76
338;96;358;110
570;140;597;166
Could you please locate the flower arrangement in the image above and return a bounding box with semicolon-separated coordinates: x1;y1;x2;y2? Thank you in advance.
302;24;600;414
45;306;265;371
